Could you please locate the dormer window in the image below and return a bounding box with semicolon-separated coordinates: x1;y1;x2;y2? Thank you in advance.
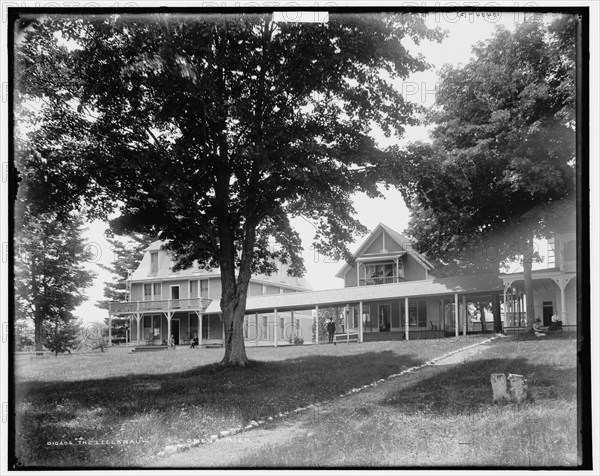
150;252;158;274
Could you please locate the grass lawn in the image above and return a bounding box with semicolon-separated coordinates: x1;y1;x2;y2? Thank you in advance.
238;334;579;468
13;336;488;467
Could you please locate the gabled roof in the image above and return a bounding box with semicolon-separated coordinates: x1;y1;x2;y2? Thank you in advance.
131;241;312;291
335;223;434;279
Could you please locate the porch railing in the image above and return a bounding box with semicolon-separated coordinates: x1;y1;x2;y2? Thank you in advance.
359;276;401;286
109;298;212;314
563;260;576;272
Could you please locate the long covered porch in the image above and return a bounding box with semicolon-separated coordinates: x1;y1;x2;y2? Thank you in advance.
124;312;224;346
199;273;505;345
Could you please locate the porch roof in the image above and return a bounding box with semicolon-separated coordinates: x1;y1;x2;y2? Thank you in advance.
204;273;504;314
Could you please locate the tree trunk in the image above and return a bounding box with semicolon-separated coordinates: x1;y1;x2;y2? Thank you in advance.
34;313;44;353
522;234;536;328
479;303;487;334
492;292;503;333
218;250;251;366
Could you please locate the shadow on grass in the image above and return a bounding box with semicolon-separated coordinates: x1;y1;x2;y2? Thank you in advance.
14;351;424;468
235;339;579;468
381;352;577;416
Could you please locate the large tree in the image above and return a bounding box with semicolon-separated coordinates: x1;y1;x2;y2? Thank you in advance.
16;13;444;365
393;15;577;329
96;232;154;309
14;209;96;352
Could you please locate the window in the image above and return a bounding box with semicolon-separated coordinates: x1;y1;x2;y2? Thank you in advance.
365;263;395;285
150;252;158;274
280;317;285;338
153;283;161;299
144;284;152;300
200;280;209;298
261;285;268;295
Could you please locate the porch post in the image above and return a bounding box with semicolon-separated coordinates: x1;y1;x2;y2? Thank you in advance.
274;309;279;347
454;293;459;337
510;289;520;327
135;313;141;345
516;290;520;327
255;312;259;343
291;310;295;342
560;279;566;316
314;306;319;345
503;284;508;327
199;312;203;345
441;298;446;330
356;262;360;287
462;295;467;336
166;312;173;346
404;297;409;341
346;305;350;344
358;301;363;343
108;313;113;347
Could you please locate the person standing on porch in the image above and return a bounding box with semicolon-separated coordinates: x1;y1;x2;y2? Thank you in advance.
326;317;336;344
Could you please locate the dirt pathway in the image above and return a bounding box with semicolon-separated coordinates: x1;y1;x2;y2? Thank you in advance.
152;338;496;467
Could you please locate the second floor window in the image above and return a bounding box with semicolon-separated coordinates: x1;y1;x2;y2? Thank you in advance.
144;283;161;300
200;280;209;298
365;263;395;285
190;279;209;299
150;252;158;274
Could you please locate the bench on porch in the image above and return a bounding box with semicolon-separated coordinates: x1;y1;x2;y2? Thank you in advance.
333;332;360;344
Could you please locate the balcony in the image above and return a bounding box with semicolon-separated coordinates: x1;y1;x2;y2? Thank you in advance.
563;260;576;272
359;276;402;286
109;298;212;314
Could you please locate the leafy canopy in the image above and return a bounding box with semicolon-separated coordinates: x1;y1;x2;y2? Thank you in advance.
16;13;444;276
393;16;577;275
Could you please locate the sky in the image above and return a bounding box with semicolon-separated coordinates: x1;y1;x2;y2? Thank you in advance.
14;11;565;324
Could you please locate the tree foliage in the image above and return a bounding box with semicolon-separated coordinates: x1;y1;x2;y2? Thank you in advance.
16;13;444;364
17;14;441;365
96;232;154;309
14;209;96;351
43;319;81;356
393;16;577;327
